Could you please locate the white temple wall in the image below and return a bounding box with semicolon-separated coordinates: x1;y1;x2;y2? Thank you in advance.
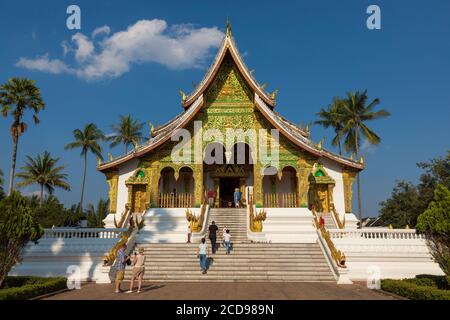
320;157;346;219
330;229;445;280
116;158;139;214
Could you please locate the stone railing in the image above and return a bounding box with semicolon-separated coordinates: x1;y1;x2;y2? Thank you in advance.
331;208;344;229
114;207;131;228
328;229;425;240
41;228;126;239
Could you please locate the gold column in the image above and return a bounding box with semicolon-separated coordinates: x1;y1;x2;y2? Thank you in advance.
194;164;204;206
327;183;335;210
253;163;263;206
240;177;246;205
106;170;119;213
342;169;357;213
297;159;310;208
149;161;160;207
214;178;220;208
126;184;133;210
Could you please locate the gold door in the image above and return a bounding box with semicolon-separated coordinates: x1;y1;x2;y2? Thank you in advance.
132;185;147;213
315;185;329;213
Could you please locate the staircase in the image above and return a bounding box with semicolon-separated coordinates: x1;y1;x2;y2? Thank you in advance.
318;213;337;229
207;208;248;243
125;243;335;282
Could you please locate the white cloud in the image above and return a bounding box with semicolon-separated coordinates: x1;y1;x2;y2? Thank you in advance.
16;54;73;75
61;41;71;56
92;25;111;38
16;19;224;81
72;32;94;63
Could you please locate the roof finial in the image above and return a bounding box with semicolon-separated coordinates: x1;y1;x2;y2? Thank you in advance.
226;17;232;37
179;89;187;103
269;88;279;100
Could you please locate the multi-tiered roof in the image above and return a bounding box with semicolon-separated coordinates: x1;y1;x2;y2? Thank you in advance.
98;23;363;172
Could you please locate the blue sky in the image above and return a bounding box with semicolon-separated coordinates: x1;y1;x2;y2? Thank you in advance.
0;0;449;216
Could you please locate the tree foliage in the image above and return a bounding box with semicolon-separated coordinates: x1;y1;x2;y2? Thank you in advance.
0;192;43;287
0;169;4;200
416;184;450;275
107;114;145;154
15;151;70;207
65;123;104;212
86;198;108;228
379;152;450;227
28;195;85;228
0;78;45;195
315;98;345;155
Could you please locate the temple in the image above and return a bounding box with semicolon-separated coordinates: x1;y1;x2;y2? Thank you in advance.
97;22;363;227
11;23;443;284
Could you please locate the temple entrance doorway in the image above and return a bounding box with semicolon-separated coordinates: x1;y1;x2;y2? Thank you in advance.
219;177;240;207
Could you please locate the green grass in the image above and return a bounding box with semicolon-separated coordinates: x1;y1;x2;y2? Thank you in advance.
0;276;67;300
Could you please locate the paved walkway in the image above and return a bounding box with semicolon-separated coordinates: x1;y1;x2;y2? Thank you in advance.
44;282;397;300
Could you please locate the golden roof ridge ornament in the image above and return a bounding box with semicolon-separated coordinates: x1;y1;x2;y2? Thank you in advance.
269;88;279;100
226;17;232;37
360;154;365;164
148;121;155;138
179;89;187;103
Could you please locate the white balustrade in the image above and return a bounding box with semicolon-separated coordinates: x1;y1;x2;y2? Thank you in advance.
328;228;425;240
41;228;126;239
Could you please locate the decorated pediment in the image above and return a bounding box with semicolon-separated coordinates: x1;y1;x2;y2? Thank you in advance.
211;164;248;178
309;163;335;185
125;169;149;185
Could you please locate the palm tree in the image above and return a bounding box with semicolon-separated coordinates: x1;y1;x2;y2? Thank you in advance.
16;151;70;207
340;90;390;226
108;115;145;154
86;198;109;228
0;78;45;195
65;123;104;212
0;169;4;199
315;98;345;155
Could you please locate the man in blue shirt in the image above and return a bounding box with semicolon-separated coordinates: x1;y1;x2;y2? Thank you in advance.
234;188;242;208
113;244;128;293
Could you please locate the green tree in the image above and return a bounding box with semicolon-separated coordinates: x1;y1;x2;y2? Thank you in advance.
15;152;70;207
86;198;108;228
0;78;45;195
340;90;390;225
0;192;43;286
65;123;104;212
378;181;422;227
315;98;345;155
0;169;4;200
379;152;450;227
28;196;85;228
416;184;450;275
108;115;145;154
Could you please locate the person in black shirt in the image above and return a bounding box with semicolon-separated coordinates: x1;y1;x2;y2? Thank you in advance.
208;221;219;254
